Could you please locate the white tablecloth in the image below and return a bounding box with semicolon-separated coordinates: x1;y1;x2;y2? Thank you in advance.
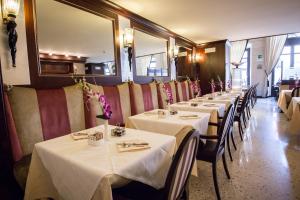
170;102;225;135
287;97;300;120
190;96;233;109
278;90;292;114
25;125;176;200
126;109;210;177
286;97;300;134
126;109;210;138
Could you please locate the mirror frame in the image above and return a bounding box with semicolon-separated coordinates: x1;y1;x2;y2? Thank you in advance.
131;21;171;84
25;0;122;88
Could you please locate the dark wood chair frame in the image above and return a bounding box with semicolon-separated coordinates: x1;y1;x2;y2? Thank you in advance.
196;104;234;200
112;129;200;200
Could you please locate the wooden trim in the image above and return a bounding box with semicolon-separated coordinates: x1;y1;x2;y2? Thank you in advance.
102;0;196;46
175;36;194;50
197;39;229;47
24;0;122;88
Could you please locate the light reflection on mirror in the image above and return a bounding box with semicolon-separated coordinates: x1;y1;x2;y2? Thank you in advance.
134;30;168;77
36;0;116;76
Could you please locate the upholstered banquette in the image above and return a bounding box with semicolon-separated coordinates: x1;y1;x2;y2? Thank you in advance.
129;82;159;115
4;80;200;189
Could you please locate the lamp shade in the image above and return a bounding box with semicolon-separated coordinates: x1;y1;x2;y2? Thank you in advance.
123;28;133;47
2;0;20;19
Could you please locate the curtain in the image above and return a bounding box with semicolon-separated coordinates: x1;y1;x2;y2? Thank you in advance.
230;40;248;67
262;35;287;97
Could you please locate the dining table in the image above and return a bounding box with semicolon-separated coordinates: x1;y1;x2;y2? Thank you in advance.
286;97;300;134
170;101;226;135
287;97;300;120
190;95;235;109
278;89;293;115
126;109;210;143
24;125;176;200
126;109;210;176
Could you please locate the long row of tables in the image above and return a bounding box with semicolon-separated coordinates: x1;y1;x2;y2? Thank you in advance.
25;91;241;200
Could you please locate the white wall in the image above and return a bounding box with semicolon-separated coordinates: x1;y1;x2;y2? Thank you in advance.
249;38;265;96
0;0;30;85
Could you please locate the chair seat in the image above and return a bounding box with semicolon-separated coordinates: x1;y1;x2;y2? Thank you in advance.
196;140;219;162
112;180;164;200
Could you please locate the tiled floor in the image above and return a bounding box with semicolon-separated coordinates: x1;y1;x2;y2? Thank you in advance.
190;98;300;200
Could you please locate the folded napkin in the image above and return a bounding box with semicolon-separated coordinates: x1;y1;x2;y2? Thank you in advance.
71;132;89;140
116;140;151;152
179;115;200;120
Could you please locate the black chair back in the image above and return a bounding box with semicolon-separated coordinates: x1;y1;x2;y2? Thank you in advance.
215;104;234;155
292;86;300;97
164;129;199;200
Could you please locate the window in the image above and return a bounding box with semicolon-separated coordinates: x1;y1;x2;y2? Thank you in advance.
240;48;250;87
276;40;300;80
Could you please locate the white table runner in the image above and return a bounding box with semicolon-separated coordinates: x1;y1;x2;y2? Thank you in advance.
25;126;176;200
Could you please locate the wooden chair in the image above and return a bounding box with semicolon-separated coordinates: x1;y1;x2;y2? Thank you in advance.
196;104;234;200
112;129;200;200
235;91;250;141
227;96;240;161
207;96;240;162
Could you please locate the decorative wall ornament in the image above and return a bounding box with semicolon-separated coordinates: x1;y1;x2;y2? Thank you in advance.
1;0;20;67
123;28;133;71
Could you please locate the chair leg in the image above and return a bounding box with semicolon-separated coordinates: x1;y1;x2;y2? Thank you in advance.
242;112;247;127
226;133;233;161
231;130;237;150
247;106;251;120
212;162;221;200
247;106;251;117
246;106;250;119
238;121;244;141
222;153;231;179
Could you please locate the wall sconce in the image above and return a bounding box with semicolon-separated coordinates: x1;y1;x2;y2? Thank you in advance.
189;53;203;63
170;45;179;70
1;0;20;67
123;28;133;71
170;45;179;58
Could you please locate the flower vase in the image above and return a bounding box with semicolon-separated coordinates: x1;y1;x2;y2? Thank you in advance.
104;119;109;141
167;103;171;113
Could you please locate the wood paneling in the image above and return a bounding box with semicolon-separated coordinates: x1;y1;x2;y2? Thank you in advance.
197;40;230;94
176;47;193;80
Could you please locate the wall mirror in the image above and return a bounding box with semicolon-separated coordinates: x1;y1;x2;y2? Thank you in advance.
134;30;169;77
35;0;118;76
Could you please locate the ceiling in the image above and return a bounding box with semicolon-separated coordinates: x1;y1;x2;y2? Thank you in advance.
110;0;300;43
